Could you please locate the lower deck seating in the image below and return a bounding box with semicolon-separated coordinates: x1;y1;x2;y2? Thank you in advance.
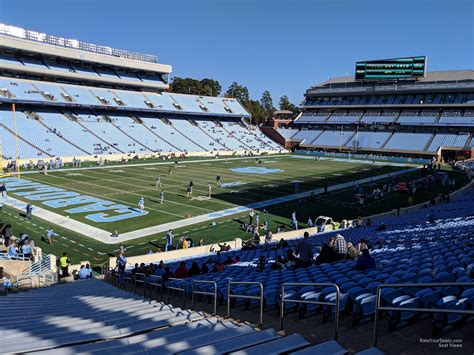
384;133;432;151
0;279;317;354
0;108;282;159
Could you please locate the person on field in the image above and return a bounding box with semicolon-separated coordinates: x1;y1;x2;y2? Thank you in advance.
138;197;145;213
116;252;127;285
0;183;7;198
155;176;161;188
25;203;33;219
46;227;54;245
291;211;298;230
160;190;164;204
165;229;174;252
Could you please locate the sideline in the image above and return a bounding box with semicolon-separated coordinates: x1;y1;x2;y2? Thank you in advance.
16;154;288;175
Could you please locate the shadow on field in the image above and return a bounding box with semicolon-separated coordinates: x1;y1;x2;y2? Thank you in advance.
212;165;401;210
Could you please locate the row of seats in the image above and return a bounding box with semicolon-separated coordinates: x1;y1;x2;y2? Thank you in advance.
296;113;474;126
0;77;248;116
277;128;472;152
0;52;165;85
0;278;353;354
0;110;281;159
305;93;474;106
132;185;474;341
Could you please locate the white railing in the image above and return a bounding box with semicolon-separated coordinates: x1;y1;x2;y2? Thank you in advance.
22;254;52;276
0;252;31;261
0;23;158;63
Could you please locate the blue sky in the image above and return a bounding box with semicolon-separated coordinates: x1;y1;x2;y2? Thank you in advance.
1;0;472;104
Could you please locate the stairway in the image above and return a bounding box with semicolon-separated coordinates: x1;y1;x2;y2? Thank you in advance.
34;112;92;155
73;118;126;154
140;119;183;152
219;121;254;151
107;116;155;152
0;123;53;158
169;120;209;152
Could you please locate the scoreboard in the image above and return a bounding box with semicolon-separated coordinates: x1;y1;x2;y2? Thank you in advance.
355;56;427;80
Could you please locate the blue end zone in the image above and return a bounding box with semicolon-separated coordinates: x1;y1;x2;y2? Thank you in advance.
230;167;283;174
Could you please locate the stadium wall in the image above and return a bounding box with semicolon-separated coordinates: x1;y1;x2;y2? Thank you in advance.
108;226;320;269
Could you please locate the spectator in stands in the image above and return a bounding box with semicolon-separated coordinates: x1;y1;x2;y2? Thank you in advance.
79;265;92;279
234;256;241;264
59;252;70;279
334;234;348;260
20;240;33;260
356;238;369;253
175;262;188;278
223;256;234;265
428;209;436;224
188;262;200;277
0;266;12;292
275;238;288;250
346;242;359;260
296;232;313;267
154;261;165;276
162;267;174;283
218;243;231;252
315;236;336;265
213;261;224;273
271;256;287;270
7;240;17;258
200;263;209;274
284;249;297;269
116;252;127;285
354;249;376;271
256;256;266;272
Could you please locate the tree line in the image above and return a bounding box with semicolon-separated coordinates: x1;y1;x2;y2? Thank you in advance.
169;77;300;123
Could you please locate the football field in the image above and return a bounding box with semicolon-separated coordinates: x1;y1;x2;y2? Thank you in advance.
3;153;459;266
5;155;404;233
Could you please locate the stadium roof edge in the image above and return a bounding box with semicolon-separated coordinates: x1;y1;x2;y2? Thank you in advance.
316;69;474;87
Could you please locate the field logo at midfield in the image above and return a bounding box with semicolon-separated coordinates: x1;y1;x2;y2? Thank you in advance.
230;167;283;174
220;181;247;188
0;177;148;223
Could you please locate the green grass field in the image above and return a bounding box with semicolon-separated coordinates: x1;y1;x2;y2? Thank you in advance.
1;154;465;268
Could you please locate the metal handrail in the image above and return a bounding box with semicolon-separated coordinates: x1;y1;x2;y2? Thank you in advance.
192;280;218;315
167;277;186;307
147;275;163;302
14;275;33;289
280;282;341;341
0;252;31;261
134;273;146;299
227;281;264;326
373;282;474;347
